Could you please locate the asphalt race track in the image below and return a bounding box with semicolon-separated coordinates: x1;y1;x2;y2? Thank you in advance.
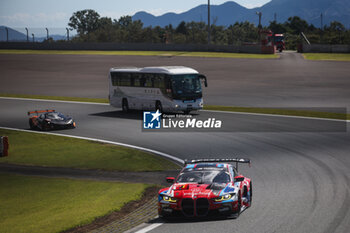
0;53;349;233
1;52;350;109
0;98;349;233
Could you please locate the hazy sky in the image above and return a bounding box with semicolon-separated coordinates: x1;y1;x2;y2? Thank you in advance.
0;0;270;28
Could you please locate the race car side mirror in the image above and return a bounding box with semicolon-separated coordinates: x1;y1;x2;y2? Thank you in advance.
234;176;244;182
166;177;175;183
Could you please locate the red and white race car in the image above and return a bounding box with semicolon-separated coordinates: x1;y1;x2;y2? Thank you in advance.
158;158;252;219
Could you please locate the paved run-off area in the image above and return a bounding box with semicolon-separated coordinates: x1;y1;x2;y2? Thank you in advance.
0;52;350;110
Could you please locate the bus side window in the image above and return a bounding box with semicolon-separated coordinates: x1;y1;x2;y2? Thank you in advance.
165;75;172;89
120;73;131;86
140;75;146;87
154;74;165;89
132;73;140;87
151;76;155;88
143;74;154;88
111;72;119;86
129;74;135;87
159;75;165;89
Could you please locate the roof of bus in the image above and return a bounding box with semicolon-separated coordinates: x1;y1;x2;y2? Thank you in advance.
110;66;199;75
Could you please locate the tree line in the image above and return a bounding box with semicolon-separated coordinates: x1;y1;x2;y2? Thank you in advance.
68;9;350;49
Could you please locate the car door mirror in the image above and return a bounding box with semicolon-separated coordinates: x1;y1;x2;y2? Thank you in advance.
166;177;175;183
234;176;244;182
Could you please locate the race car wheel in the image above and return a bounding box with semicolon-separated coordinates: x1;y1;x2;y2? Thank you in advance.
41;123;50;131
243;186;248;197
29;119;35;130
233;192;242;215
122;98;129;113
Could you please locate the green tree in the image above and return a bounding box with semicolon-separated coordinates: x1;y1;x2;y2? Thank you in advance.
114;16;144;42
269;21;287;34
93;17;113;42
285;16;309;34
176;21;187;35
328;21;345;32
186;21;206;44
98;17;113;29
211;25;227;45
68;9;100;36
118;16;133;29
325;21;346;44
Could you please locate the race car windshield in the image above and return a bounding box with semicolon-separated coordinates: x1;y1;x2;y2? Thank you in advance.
177;170;230;184
46;112;65;120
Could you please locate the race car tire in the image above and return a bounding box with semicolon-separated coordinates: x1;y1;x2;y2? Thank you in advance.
233;192;242;215
249;181;253;205
29;119;35;130
41;123;50;131
122;98;129;113
243;186;248;197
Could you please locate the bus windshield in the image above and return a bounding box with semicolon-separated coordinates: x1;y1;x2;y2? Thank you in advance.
170;74;202;99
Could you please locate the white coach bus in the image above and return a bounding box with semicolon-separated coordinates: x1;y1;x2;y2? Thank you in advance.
108;66;208;114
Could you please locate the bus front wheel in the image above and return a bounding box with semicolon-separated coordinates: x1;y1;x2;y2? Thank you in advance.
122;99;129;113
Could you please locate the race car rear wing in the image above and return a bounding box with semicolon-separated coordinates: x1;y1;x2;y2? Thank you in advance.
27;109;55;116
184;158;251;172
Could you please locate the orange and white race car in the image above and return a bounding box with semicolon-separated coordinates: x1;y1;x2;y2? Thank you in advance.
28;109;76;131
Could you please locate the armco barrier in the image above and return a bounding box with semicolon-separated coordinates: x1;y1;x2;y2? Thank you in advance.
0;42;262;54
302;43;350;53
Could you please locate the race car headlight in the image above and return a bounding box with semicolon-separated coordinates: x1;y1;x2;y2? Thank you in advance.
163;195;177;203
67;119;73;124
214;194;233;202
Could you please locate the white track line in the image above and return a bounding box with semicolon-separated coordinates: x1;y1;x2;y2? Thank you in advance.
0;126;184;165
133;223;164;233
202;109;350;122
1;96;349;122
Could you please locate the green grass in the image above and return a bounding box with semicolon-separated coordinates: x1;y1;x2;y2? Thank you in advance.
0;173;148;233
0;49;278;59
0;129;179;171
1;93;348;120
303;53;350;61
204;105;349;120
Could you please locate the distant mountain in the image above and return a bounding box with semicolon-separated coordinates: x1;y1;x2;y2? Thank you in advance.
133;2;250;28
0;26;26;41
132;0;350;28
258;0;350;26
